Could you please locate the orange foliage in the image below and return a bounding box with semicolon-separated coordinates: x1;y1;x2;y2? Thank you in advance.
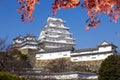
52;0;80;14
17;0;39;23
17;0;120;30
82;0;120;30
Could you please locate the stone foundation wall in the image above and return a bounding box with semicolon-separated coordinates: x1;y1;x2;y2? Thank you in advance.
34;58;103;72
18;49;103;72
35;60;49;67
19;49;29;55
34;58;71;67
72;60;103;72
18;49;37;67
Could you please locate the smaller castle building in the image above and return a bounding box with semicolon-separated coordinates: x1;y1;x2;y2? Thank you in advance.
12;34;38;54
35;41;117;62
70;41;117;62
12;34;38;50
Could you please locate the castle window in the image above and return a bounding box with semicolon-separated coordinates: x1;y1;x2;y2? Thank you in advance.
58;53;62;55
52;44;54;46
39;55;43;57
36;55;43;58
59;44;61;47
104;54;107;56
86;55;90;57
50;53;52;56
50;44;53;46
63;54;67;56
91;57;96;59
97;54;101;56
62;45;64;47
73;59;78;61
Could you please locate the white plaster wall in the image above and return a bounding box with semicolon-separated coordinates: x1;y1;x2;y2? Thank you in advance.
71;50;98;56
98;46;112;52
15;40;23;44
27;42;37;44
26;37;32;40
49;23;56;27
70;46;113;59
36;51;70;60
20;46;38;49
54;74;79;79
31;73;98;80
71;53;113;62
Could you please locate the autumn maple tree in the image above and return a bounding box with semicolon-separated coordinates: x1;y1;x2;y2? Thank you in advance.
17;0;120;30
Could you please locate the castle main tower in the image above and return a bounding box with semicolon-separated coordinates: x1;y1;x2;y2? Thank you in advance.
38;17;75;49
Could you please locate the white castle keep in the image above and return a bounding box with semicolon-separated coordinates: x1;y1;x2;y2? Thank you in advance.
38;17;75;49
12;17;118;62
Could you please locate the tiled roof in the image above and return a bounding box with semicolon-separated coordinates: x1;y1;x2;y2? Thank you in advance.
97;43;117;48
36;47;72;53
97;41;117;48
25;34;36;38
13;35;23;40
71;51;113;57
72;48;97;53
42;41;75;45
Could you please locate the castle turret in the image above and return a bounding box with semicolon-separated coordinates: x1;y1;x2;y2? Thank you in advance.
12;34;38;50
12;35;24;49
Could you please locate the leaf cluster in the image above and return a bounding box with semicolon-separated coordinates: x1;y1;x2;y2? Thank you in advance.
98;55;120;80
0;71;28;80
17;0;120;30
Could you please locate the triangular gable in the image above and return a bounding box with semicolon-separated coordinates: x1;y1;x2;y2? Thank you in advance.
98;41;117;48
97;41;111;47
100;41;110;45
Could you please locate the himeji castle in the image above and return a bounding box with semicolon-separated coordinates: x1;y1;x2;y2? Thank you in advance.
12;17;118;66
11;17;119;80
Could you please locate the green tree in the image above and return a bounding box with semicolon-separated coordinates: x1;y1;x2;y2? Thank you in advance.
0;71;27;80
98;55;120;80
